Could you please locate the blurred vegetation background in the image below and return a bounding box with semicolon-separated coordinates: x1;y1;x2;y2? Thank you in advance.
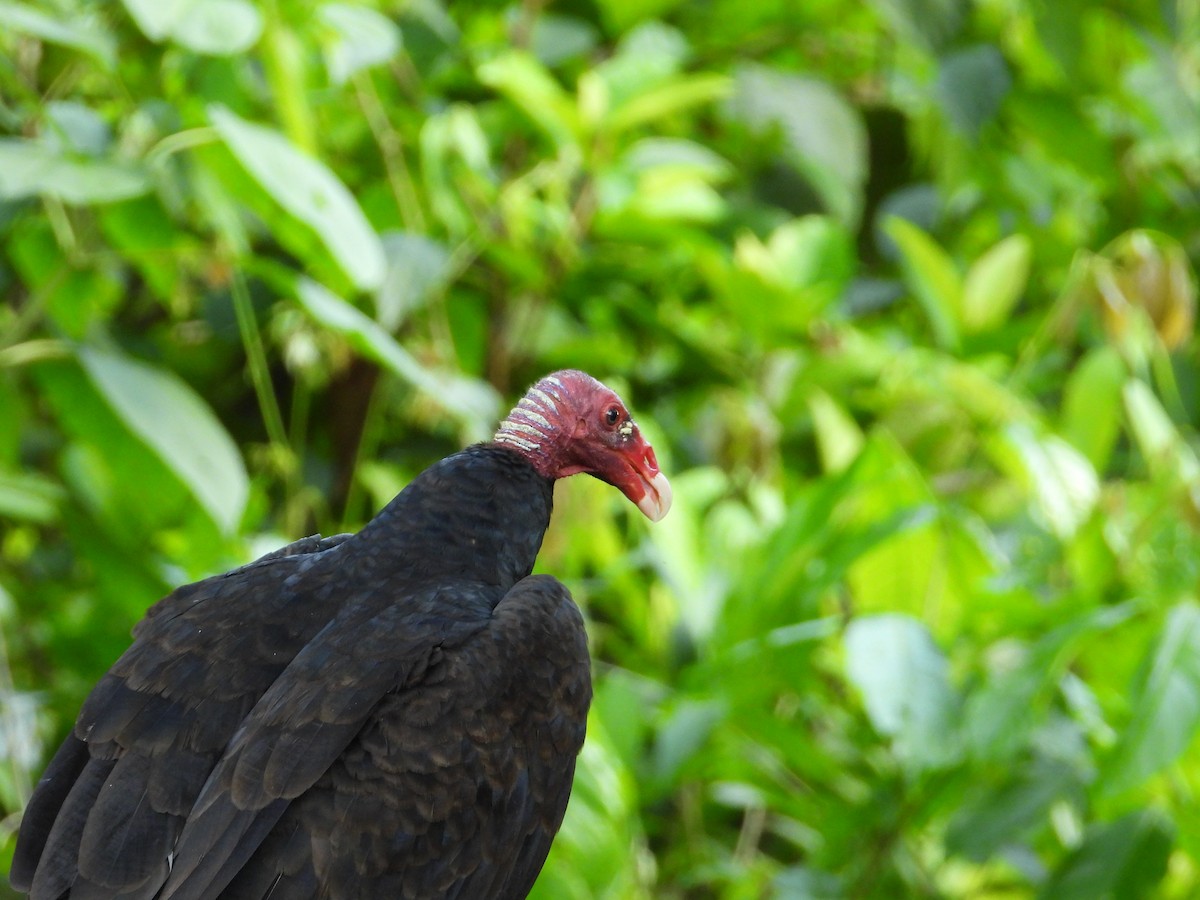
2;0;1200;896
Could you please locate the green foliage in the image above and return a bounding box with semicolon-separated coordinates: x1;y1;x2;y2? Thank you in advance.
3;0;1200;897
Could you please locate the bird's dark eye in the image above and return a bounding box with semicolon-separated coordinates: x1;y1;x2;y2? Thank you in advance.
604;406;620;426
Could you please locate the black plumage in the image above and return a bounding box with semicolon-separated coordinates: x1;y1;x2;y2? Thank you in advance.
11;370;671;900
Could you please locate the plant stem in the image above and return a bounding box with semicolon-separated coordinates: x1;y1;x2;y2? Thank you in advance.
229;267;289;452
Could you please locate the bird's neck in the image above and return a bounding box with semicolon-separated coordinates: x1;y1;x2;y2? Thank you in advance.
356;445;555;593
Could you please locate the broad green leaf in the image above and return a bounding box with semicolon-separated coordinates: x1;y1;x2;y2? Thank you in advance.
964;604;1134;762
808;389;864;473
844;613;959;771
620;168;725;223
622;138;732;180
0;471;65;524
210;105;386;291
606;74;732;134
419;106;496;235
170;0;261;55
0;140;149;204
0;1;115;67
43;101;111;155
477;52;580;149
773;867;844;899
884;216;962;350
727;65;868;227
592;21;689;110
526;12;597;67
936;45;1012;138
1061;347;1126;470
375;232;452;331
293;279;499;436
121;0;261;53
993;424;1099;540
867;0;963;51
727;217;855;337
947;760;1079;861
651;698;726;785
120;0;189;39
76;347;248;533
318;3;402;84
961;234;1031;333
1104;601;1200;793
1123;378;1200;483
1039;811;1173;899
735;217;854;294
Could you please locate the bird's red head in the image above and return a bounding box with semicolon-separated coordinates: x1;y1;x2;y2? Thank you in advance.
494;370;672;522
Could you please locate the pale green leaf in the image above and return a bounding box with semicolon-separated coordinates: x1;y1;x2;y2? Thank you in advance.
120;0;190;39
122;0;261;53
0;1;115;67
808;389;864;473
375;232;452;331
1123;378;1200;483
606;74;732;134
0;140;149;204
1061;347;1126;470
210;105;386;291
844;613;959;771
961;233;1031;333
171;0;261;55
293;279;499;436
319;4;402;84
622;138;732;179
883;216;962;349
77;347;248;533
525;12;597;67
995;424;1099;540
477;52;580;149
0;471;65;524
593;0;687;34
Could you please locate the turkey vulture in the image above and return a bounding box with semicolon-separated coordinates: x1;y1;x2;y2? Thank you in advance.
11;369;671;900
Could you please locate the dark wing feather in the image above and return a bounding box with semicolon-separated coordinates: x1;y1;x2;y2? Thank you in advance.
9;735;89;891
28;757;114;900
159;586;491;900
216;574;590;900
12;533;354;900
76;750;176;892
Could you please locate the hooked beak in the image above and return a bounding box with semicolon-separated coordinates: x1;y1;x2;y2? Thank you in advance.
620;442;671;522
635;469;672;522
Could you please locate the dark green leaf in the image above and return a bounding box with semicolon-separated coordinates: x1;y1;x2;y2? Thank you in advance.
1104;601;1200;793
727;65;868;227
936;45;1012;138
1039;811;1173;900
